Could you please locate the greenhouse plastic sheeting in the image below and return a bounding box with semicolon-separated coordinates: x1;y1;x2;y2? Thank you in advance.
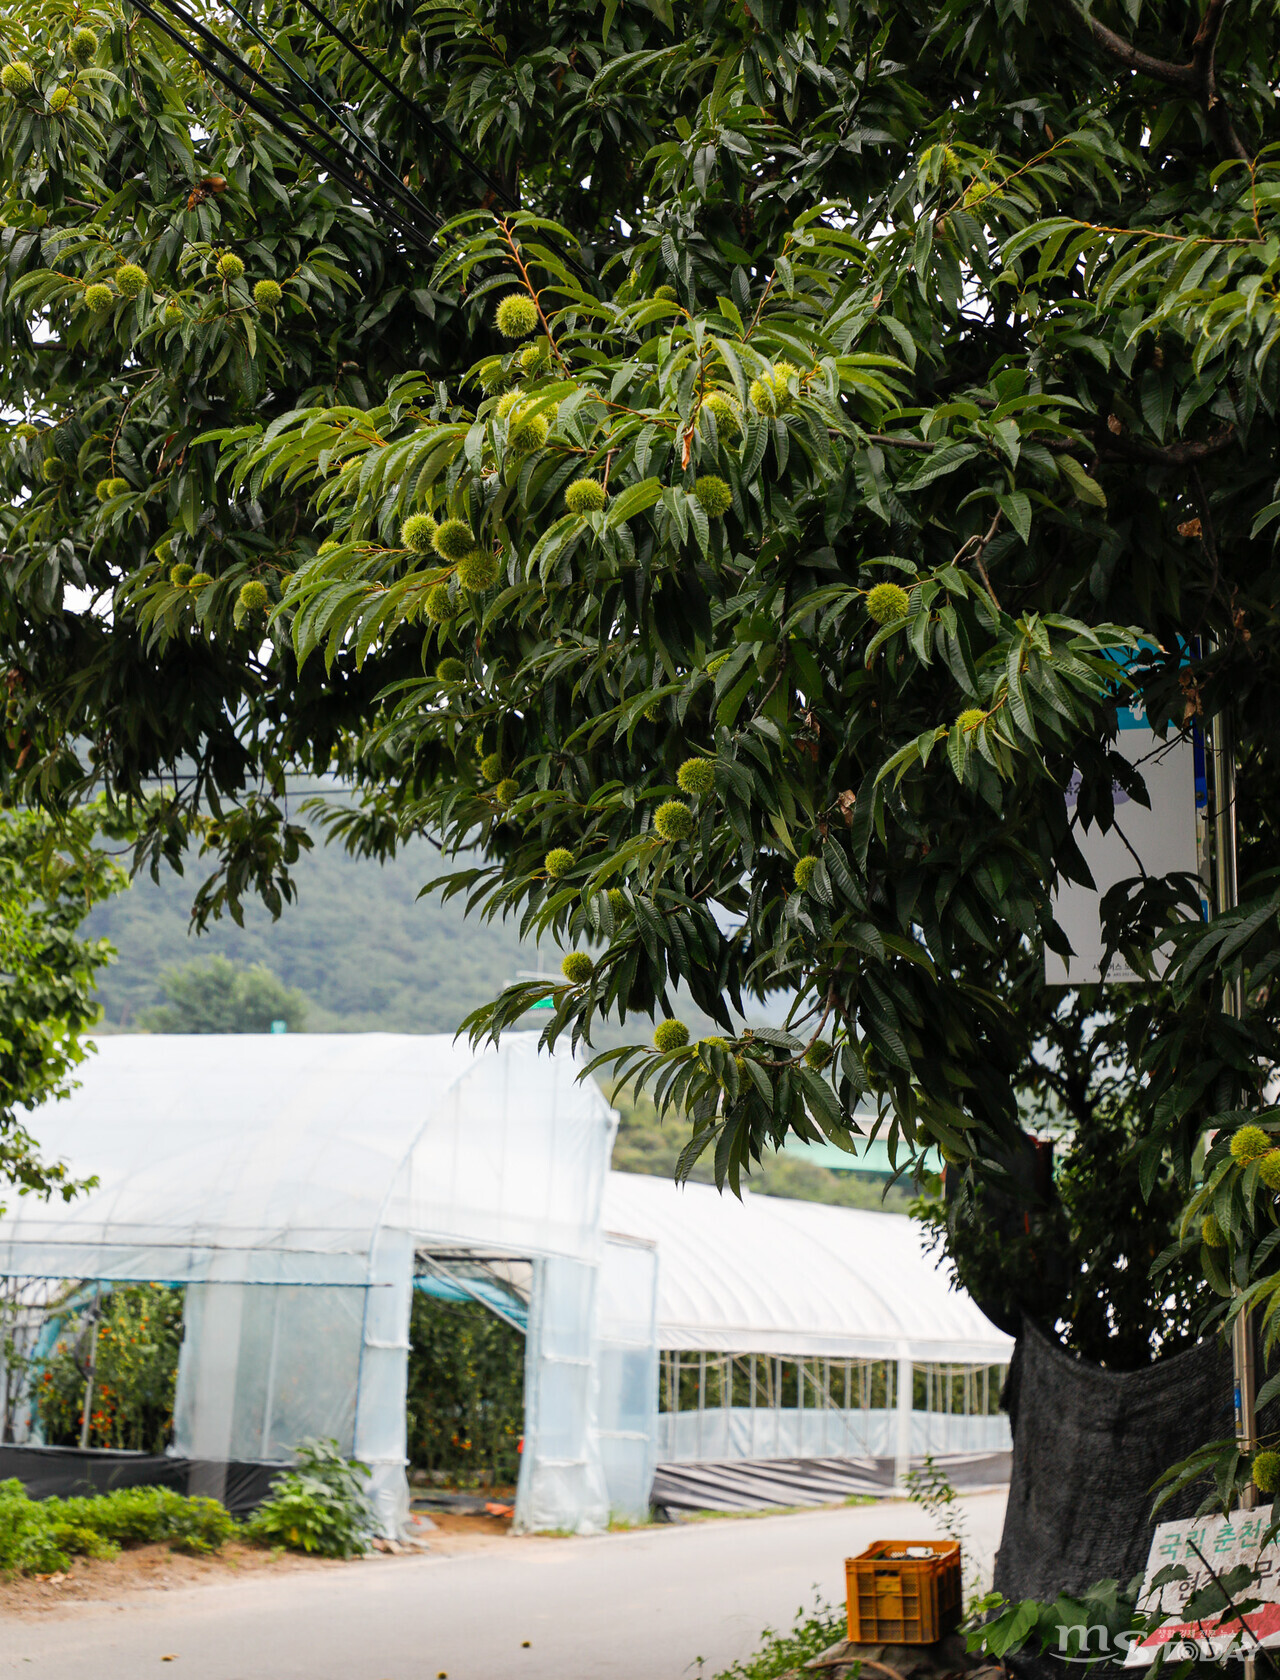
593;1234;659;1524
657;1406;1011;1461
0;1034;618;1536
0;1035;611;1282
0;1033;1016;1534
601;1172;1014;1362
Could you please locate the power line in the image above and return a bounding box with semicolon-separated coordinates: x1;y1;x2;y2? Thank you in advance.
144;0;440;243
129;0;600;304
290;0;600;289
130;0;433;255
288;0;517;212
216;0;441;235
126;0;439;255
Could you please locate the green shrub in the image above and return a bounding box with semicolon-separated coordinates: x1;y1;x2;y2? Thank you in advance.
0;1479;236;1575
0;1480;109;1573
244;1438;374;1558
57;1485;236;1554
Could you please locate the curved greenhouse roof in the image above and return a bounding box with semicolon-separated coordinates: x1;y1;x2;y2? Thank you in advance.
0;1033;614;1286
602;1170;1013;1364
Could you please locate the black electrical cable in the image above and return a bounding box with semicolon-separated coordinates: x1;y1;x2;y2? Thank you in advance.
217;0;440;238
286;0;599;289
131;0;602;302
144;0;441;243
129;0;435;255
286;0;516;210
126;0;439;253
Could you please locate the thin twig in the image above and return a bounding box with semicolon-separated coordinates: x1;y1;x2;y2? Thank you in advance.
952;508;1003;612
497;219;572;377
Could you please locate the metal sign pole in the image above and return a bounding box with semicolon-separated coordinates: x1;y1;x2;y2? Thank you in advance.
78;1289;101;1450
1212;711;1258;1680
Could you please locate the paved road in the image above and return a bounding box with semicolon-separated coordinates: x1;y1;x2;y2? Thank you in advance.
2;1490;1007;1680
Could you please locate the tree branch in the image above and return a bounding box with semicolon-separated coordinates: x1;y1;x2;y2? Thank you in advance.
1096;422;1236;466
864;432;935;452
1064;0;1197;89
1063;0;1249;162
952;509;1003;612
1194;0;1251;162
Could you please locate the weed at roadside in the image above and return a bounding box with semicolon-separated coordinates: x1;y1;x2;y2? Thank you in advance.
706;1592;847;1680
244;1437;376;1558
0;1479;235;1575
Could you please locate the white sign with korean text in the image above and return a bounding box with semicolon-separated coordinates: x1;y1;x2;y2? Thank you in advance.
1125;1507;1280;1666
1045;688;1199;986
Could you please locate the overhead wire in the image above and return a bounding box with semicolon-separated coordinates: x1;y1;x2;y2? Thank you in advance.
286;0;600;288
125;0;440;255
286;0;518;211
128;0;600;297
144;0;441;244
129;0;434;256
212;0;441;235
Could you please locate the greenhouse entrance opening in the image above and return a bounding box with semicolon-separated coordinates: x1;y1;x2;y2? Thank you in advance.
408;1252;530;1499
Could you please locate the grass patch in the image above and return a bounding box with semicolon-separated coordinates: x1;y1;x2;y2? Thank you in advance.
0;1479;236;1575
0;1437;379;1574
612;1495;876;1532
611;1495;875;1532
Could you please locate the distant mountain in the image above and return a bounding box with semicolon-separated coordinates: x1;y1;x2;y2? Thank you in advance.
86;838;532;1036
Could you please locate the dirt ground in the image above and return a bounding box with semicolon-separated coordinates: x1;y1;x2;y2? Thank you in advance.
0;1509;517;1620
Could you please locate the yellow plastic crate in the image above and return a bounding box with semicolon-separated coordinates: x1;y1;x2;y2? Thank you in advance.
845;1539;962;1645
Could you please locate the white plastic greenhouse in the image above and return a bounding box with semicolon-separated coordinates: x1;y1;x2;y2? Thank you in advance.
0;1034;1012;1533
602;1173;1012;1509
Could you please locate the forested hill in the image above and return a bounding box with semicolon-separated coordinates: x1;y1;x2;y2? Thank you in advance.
86;837;531;1035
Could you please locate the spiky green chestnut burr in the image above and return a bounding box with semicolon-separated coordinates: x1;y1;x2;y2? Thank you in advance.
654;800;694;842
495;294;539;338
676;758;715;797
457;551;501;591
402;513;438;554
1231;1125;1271;1164
434;519;476;563
693;475;732;518
654;1019;690;1053
866;582;910;624
561;951;594;985
565;479;607;515
2;62;35;96
116;264;147;300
